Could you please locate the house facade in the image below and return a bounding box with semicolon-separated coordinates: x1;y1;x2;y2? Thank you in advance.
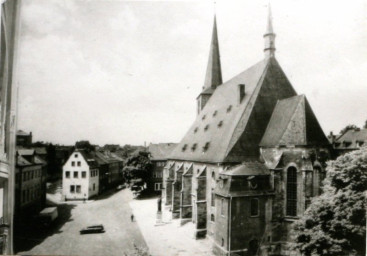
62;150;99;200
162;6;331;256
15;149;47;220
148;143;177;192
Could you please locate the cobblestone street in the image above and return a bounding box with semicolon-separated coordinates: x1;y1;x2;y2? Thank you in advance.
15;188;147;256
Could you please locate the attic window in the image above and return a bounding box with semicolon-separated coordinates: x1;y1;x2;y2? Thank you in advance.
203;142;210;152
182;144;187;151
202;115;206;120
218;121;223;128
194;127;198;133
191;143;197;151
227;105;232;113
204;124;210;131
213;110;217;117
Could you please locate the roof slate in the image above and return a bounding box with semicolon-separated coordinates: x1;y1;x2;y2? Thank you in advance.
260;95;330;147
148;143;177;161
223;162;269;176
335;128;367;149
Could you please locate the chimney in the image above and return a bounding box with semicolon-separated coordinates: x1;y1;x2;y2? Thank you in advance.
238;84;245;103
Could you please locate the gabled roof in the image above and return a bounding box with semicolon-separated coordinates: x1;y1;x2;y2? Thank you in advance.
17;130;31;136
17;155;32;166
18;149;35;156
334;128;367;149
260;95;330;147
77;149;99;168
169;57;297;163
148;143;177;161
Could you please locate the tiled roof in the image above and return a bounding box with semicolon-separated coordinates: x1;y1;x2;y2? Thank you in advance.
335;128;367;149
77;149;99;168
17;130;30;136
223;162;269;176
148;143;177;161
17;155;32;166
34;147;47;155
18;149;35;156
169;57;297;163
260;95;330;147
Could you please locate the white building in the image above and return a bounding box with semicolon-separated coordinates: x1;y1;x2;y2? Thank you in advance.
62;150;99;200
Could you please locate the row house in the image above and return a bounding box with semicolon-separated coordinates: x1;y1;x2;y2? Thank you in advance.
15;149;47;220
162;7;331;256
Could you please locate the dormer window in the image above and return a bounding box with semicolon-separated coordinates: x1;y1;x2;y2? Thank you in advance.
203;142;210;152
227;105;232;113
202;115;206;120
191;143;197;151
182;144;187;151
213;110;217;117
194;127;198;133
204;124;209;131
218;121;223;128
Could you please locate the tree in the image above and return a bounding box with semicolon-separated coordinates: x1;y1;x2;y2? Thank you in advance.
292;147;367;256
123;151;152;186
363;120;367;129
75;140;95;151
339;124;359;135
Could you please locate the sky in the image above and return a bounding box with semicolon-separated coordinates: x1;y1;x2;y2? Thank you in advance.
17;0;367;146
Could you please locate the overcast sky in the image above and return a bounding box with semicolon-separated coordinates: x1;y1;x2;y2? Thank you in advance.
17;0;367;146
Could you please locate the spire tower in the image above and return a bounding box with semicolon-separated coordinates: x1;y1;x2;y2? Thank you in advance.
264;3;276;58
203;15;223;91
197;15;223;114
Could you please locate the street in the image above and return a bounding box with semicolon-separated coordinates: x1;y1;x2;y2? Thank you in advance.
15;188;148;256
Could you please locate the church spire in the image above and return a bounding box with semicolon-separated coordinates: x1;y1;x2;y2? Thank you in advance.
264;3;276;58
202;15;223;91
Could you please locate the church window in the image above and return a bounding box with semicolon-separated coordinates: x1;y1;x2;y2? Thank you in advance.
204;124;209;131
191;144;197;151
211;214;215;222
250;198;259;216
226;105;232;113
182;144;187;151
221;238;224;247
218;121;223;127
286;167;298;216
213;110;217;117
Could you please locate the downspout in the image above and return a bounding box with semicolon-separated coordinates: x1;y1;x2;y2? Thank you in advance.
228;195;232;254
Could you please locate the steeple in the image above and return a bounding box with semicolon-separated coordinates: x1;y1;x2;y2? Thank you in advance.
197;15;223;114
264;3;276;58
203;15;223;92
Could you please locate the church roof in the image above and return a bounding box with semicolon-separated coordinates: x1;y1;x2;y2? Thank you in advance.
260;95;330;147
148;143;177;161
223;162;269;176
169;57;297;163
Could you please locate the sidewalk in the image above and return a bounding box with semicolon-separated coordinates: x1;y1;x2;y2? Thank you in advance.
130;197;213;256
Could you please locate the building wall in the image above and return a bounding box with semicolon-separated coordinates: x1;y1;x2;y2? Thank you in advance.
150;160;164;192
15;165;43;216
62;152;98;200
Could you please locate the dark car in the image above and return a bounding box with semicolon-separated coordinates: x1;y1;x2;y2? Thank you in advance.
79;225;105;234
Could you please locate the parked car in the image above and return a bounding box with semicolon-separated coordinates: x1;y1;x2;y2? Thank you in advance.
79;225;105;234
38;207;58;226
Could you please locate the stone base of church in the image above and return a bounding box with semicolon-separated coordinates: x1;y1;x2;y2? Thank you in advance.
194;228;207;239
172;211;180;219
180;218;191;226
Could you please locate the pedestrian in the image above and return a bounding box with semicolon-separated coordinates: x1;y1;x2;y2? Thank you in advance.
131;214;134;222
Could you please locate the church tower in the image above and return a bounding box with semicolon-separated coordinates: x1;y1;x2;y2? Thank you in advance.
196;16;222;114
264;4;276;58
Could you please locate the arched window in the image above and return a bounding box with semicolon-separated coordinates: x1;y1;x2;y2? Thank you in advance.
211;190;215;206
211;214;215;222
286;166;297;216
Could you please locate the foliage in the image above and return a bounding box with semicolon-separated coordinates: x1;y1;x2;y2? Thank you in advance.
364;120;367;129
292;147;367;256
75;140;95;151
339;124;359;135
123;151;152;184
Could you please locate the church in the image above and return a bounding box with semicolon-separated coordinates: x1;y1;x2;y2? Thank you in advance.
162;5;331;256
